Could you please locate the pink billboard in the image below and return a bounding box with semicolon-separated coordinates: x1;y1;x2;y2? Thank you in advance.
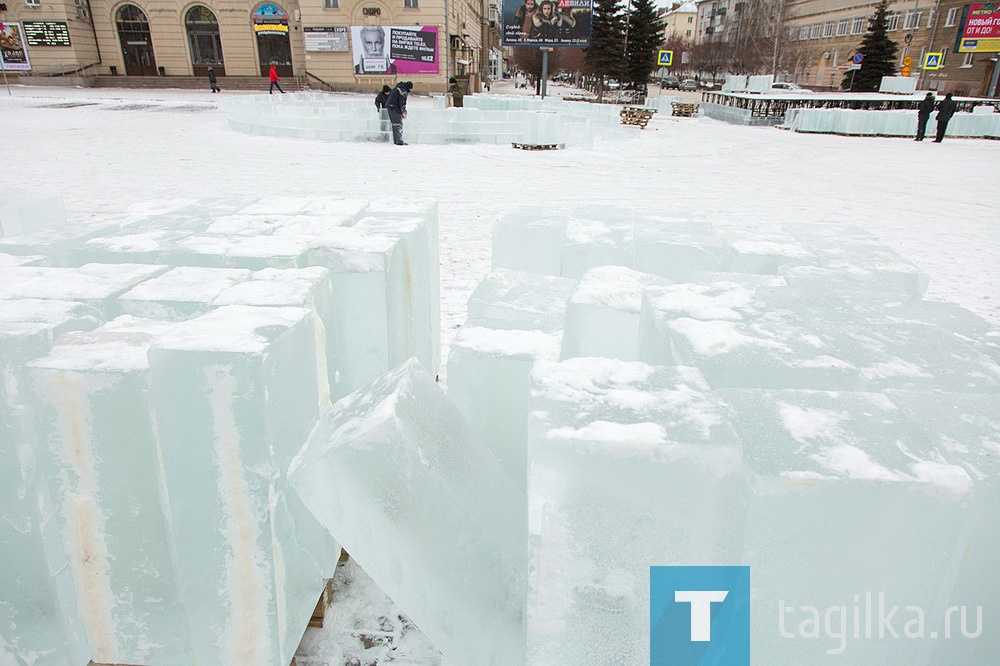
351;26;438;75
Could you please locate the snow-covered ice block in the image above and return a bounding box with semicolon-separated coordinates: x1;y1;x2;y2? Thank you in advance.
117;266;251;320
0;219;121;261
527;359;745;666
886;390;1000;663
27;318;189;665
713;225;817;274
0;188;67;238
0;300;101;666
0;264;168;319
718;389;974;666
290;358;526;666
467;268;577;332
562;266;670;362
492;211;569;276
633;229;735;281
67;228;196;266
447;326;560;488
560;207;636;278
147;305;332;666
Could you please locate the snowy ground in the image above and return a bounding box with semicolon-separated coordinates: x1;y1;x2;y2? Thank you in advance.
3;78;998;664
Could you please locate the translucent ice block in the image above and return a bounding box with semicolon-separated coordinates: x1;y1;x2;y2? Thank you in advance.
447;326;560;488
117;266;251;320
633;230;735;281
467;268;577;332
718;389;974;666
147;305;332;665
527;358;745;666
289;358;526;666
561;266;670;362
0;188;67;237
492;211;569;276
560;211;635;279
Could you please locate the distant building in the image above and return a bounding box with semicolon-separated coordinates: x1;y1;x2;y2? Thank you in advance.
659;1;698;41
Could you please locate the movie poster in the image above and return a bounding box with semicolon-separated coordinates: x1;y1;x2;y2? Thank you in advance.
0;23;31;71
351;26;438;75
501;0;592;47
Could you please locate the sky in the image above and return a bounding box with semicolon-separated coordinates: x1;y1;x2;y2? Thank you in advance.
2;78;998;663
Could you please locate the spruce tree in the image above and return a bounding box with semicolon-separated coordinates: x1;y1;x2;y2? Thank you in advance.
585;0;626;98
842;0;898;91
623;0;666;92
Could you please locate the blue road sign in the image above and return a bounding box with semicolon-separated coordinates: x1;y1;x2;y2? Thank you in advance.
852;52;864;64
657;50;674;67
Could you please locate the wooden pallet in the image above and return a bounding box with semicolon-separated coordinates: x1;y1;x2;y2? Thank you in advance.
512;142;564;150
671;102;700;117
620;106;655;129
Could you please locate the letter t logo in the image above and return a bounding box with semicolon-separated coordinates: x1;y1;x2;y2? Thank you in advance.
674;590;729;641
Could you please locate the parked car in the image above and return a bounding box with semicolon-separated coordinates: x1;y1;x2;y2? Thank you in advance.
605;79;621;90
661;75;681;89
679;79;698;91
770;81;813;93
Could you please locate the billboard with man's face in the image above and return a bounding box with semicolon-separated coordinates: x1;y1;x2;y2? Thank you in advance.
351;26;439;75
501;0;593;47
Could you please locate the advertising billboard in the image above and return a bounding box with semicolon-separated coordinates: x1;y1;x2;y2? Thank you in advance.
351;26;438;75
0;22;31;71
501;0;593;47
959;3;1000;52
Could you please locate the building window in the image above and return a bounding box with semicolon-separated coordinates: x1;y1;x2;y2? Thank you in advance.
823;21;834;37
186;6;224;66
323;0;338;7
832;49;839;66
404;0;418;7
799;25;809;40
945;8;958;26
810;23;821;39
926;10;935;28
789;26;798;40
686;29;691;36
887;13;899;31
903;12;921;30
899;46;908;66
836;19;849;36
940;47;947;64
75;0;88;18
851;16;865;34
962;52;974;67
688;16;693;23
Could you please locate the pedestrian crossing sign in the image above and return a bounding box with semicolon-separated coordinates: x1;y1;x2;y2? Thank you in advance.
923;52;943;70
657;50;673;67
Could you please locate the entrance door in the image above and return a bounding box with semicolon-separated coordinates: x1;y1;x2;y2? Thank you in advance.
117;5;157;76
253;3;292;77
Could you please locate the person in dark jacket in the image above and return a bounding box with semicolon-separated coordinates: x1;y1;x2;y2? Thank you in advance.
207;67;220;93
934;92;957;142
375;84;391;110
385;81;413;145
914;92;934;141
448;77;464;108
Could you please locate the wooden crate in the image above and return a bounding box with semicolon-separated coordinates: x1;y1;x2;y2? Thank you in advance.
620;106;655;128
671;102;700;117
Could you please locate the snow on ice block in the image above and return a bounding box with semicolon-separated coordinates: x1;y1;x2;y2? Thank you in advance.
147;305;331;666
447;326;560;488
66;228;197;266
27;317;190;665
638;282;862;390
526;358;745;666
0;300;102;666
717;389;974;666
885;390;1000;663
0;218;121;261
713;225;817;274
492;210;569;276
561;266;670;362
0;188;67;238
467;268;577;332
289;358;526;666
0;263;168;319
559;208;635;279
117;266;251;320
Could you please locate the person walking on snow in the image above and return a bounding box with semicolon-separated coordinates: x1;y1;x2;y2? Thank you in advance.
914;92;934;141
269;64;285;94
207;67;220;93
386;81;413;145
934;92;957;142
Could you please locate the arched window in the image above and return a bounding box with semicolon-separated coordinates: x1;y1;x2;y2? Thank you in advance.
116;5;157;76
186;6;224;70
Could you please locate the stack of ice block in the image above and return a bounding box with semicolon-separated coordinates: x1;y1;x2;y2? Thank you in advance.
789;107;1000;138
878;76;918;94
0;195;440;665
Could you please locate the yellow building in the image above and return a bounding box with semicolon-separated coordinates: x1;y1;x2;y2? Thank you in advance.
0;0;489;92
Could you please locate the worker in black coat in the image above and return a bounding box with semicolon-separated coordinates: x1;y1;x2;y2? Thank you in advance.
915;92;934;141
375;85;391;110
385;81;413;146
934;93;958;142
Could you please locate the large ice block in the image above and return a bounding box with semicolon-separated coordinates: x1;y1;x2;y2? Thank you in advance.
633;229;735;281
0;299;102;666
147;305;332;665
117;266;252;320
527;358;745;666
447;326;560;488
466;268;577;332
27;317;189;665
492;211;569;276
560;209;635;278
289;358;526;666
561;265;670;362
0;188;67;237
718;388;974;666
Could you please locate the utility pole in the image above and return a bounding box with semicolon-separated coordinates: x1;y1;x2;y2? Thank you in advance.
916;0;942;90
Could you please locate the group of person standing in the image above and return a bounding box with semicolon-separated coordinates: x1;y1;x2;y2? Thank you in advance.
915;92;957;142
372;77;468;146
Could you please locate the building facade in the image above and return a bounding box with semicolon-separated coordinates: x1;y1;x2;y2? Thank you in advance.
0;0;489;92
659;1;698;40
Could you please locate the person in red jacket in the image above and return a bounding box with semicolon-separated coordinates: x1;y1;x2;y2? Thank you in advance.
269;63;285;94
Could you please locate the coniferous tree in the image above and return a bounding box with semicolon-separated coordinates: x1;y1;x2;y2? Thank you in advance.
585;0;626;99
622;0;666;91
842;0;898;91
